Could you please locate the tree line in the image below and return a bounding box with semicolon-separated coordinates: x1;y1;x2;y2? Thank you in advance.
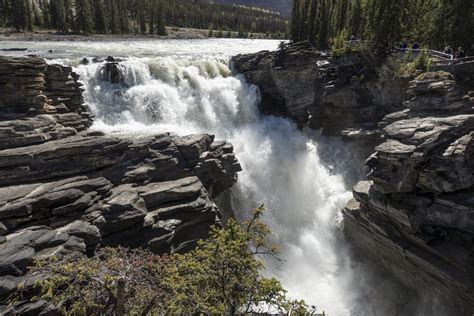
0;0;288;37
290;0;473;53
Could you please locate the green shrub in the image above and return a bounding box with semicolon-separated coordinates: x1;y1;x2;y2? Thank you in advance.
397;48;432;77
9;206;312;315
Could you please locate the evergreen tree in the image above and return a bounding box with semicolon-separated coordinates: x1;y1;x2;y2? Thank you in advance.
0;0;289;40
289;0;473;53
75;0;93;34
307;0;318;45
108;0;119;34
25;0;34;31
155;0;166;35
137;0;147;34
93;0;107;34
33;2;43;27
0;0;7;27
290;0;301;42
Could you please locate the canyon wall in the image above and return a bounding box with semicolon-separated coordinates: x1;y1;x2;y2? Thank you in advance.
232;43;474;314
0;56;241;314
232;42;409;138
344;72;474;313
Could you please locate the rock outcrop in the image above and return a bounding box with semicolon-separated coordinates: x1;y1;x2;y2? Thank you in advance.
0;56;241;313
344;71;474;313
231;41;410;138
232;41;321;125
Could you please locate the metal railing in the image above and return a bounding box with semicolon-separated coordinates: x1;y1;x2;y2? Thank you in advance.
393;47;454;60
430;56;474;66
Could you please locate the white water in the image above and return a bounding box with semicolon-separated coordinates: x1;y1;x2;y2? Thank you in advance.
1;40;379;315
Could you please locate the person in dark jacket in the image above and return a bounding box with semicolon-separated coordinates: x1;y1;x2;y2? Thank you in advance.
400;38;408;49
412;41;419;49
444;45;453;55
455;47;466;59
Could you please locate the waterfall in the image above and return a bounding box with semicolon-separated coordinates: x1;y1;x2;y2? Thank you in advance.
0;38;439;315
74;56;361;315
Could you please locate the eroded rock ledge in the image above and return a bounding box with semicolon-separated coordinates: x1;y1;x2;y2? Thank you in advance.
231;41;409;139
0;56;241;313
344;72;474;313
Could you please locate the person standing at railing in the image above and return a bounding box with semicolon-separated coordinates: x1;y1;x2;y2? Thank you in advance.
455;47;466;59
412;41;419;49
400;38;408;50
444;45;453;55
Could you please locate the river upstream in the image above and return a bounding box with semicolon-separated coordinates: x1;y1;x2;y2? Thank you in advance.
0;39;403;315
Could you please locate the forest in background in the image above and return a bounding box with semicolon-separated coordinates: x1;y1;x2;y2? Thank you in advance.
290;0;473;53
0;0;288;38
214;0;292;16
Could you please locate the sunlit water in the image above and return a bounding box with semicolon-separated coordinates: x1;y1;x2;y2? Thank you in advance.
0;39;387;315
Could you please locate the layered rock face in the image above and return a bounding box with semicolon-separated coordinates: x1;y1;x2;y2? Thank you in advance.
232;41;321;125
231;42;409;138
344;72;474;313
0;57;241;313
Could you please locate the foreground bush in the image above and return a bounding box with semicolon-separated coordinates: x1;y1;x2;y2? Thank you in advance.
12;206;308;315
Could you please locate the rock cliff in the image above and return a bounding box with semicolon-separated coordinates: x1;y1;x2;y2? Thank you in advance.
344;71;474;313
231;41;409;140
0;56;241;313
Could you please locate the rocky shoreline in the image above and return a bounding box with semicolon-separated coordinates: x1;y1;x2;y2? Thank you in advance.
0;56;241;313
232;42;474;314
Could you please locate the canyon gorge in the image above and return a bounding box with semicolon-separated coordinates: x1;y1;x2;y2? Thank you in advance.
0;39;473;315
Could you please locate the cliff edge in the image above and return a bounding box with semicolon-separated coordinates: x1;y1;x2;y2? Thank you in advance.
344;71;474;313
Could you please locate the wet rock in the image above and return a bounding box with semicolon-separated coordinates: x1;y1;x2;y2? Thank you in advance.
101;57;122;84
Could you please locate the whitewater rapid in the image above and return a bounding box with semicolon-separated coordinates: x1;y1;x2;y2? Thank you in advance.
0;39;370;315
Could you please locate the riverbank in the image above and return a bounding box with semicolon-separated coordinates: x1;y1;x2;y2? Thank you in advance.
0;27;284;42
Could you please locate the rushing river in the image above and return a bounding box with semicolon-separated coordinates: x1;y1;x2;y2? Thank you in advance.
0;39;405;315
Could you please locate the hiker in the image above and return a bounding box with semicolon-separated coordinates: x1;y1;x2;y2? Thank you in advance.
444;45;453;55
350;34;356;41
412;41;419;49
455;47;466;59
400;39;408;50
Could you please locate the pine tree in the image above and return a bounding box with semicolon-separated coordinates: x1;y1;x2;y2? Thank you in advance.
137;0;147;34
32;0;44;27
348;0;362;37
290;0;301;42
63;0;75;33
155;0;166;35
108;0;119;34
75;0;93;34
25;0;34;31
93;0;107;34
307;0;318;44
316;0;329;48
0;0;7;28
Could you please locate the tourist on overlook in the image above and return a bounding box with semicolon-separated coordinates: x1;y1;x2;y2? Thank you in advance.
400;39;408;50
455;47;466;59
444;45;453;55
412;41;419;49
